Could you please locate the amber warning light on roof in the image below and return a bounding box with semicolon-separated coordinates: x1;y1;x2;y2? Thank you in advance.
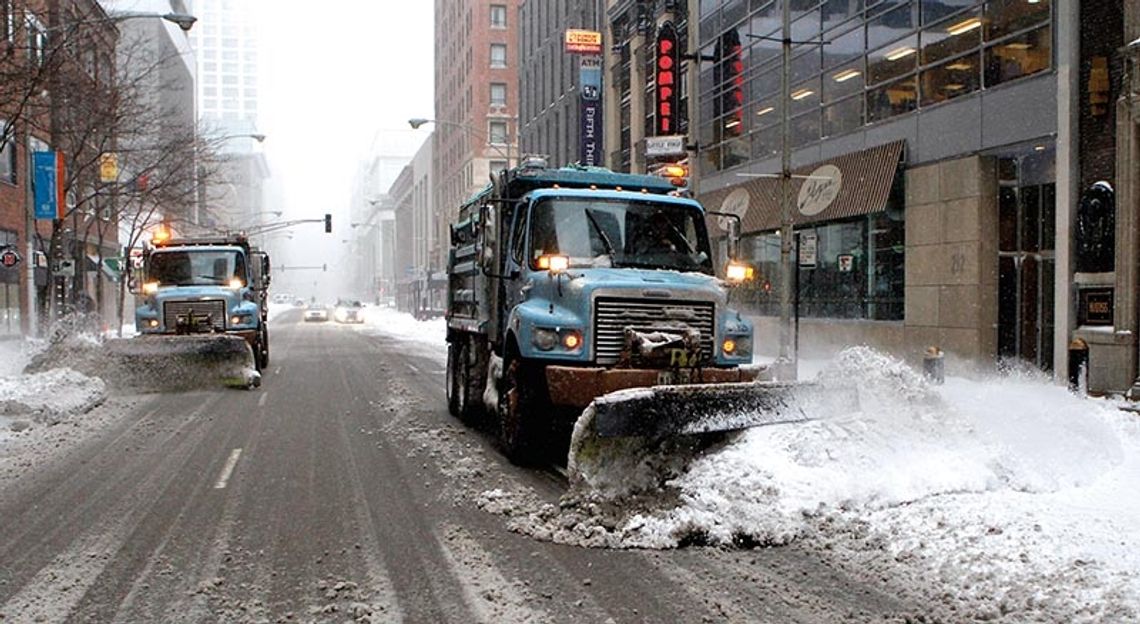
565;29;602;54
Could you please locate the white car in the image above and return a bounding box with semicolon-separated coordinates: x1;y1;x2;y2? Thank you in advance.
303;303;329;322
333;299;365;324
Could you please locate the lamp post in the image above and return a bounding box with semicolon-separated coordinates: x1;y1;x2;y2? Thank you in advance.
408;117;513;167
24;8;198;336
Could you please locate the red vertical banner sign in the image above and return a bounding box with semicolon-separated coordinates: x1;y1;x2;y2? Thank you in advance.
655;22;679;137
55;151;66;218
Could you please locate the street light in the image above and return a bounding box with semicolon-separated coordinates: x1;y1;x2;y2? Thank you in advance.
408;117;512;167
45;11;198;33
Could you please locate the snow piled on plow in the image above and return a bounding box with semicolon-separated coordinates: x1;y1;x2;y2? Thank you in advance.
489;346;1140;620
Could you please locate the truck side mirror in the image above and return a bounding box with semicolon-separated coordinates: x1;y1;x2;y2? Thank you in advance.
708;211;742;260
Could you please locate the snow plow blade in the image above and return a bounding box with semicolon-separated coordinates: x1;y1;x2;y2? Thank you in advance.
101;335;260;391
592;381;827;438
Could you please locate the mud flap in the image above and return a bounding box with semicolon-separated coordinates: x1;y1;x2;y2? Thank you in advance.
592;381;830;438
102;335;258;392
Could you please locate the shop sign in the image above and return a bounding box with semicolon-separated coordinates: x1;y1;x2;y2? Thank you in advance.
717;187;750;232
655;22;680;136
798;164;842;216
99;152;119;183
565;29;602;54
0;247;21;268
579;56;603;166
1081;288;1113;326
798;231;817;268
838;254;854;273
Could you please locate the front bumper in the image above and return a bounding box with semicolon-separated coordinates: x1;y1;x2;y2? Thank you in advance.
545;365;762;408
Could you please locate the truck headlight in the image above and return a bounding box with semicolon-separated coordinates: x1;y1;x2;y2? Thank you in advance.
147;319;159;328
724;336;751;357
562;330;582;350
230;314;252;326
532;327;558;351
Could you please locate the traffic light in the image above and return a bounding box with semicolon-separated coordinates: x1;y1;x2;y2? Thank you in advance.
324;213;332;233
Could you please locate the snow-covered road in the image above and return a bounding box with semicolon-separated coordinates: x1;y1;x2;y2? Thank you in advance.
3;305;1138;621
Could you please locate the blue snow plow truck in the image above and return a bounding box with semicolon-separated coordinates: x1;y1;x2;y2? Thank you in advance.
445;159;807;463
120;233;271;390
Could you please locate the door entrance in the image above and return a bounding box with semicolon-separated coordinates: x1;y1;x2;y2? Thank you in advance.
997;156;1056;371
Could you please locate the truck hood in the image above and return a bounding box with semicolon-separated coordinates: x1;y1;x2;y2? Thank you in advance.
553;267;724;300
153;285;240;301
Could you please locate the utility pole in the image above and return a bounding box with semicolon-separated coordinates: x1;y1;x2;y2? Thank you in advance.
777;0;795;377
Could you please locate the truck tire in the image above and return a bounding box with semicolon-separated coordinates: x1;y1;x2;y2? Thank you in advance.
498;355;549;465
447;338;484;423
259;327;270;369
447;342;462;417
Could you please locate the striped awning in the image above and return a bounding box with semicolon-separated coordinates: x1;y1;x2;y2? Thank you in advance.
699;140;905;234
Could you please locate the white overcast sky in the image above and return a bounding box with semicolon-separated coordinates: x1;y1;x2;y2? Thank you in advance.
256;0;433;294
258;0;434;216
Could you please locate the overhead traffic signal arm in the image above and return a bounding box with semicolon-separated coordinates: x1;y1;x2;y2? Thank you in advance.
242;216;333;236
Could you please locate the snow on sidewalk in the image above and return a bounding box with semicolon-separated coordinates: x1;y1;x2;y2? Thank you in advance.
356;306;447;361
615;347;1140;620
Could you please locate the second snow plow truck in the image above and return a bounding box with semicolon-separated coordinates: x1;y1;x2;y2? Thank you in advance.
445;159;810;464
109;232;272;390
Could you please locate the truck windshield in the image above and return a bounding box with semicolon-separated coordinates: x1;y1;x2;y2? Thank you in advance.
148;249;247;286
528;197;714;274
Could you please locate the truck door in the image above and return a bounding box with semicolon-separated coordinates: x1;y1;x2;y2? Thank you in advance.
503;202;529;312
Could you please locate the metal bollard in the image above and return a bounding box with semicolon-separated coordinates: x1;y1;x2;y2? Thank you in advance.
923;346;944;385
1068;338;1089;393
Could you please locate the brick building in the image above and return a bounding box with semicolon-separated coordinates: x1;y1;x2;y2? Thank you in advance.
0;0;118;335
433;0;519;247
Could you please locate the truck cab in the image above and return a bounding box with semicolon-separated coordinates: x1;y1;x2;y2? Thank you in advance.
133;235;271;371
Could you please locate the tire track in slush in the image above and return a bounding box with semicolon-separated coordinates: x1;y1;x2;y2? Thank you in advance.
0;400;228;622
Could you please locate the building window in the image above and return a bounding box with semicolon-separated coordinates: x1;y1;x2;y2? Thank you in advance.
490;44;507;68
735;211;905;322
984;25;1051;88
26;14;47;66
489;121;508;145
491;4;507;29
0;1;12;42
490;83;507;106
0;121;15;185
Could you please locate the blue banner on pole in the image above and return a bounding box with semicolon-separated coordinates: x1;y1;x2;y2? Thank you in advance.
33;151;57;220
579;56;603;166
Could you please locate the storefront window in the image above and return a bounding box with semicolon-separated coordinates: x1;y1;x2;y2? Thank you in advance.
823;0;864;33
867;1;918;50
732;211;905;321
792;110;821;147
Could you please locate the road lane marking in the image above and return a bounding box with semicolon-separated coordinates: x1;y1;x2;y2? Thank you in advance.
407;363;420;374
258;393;268;407
213;448;243;489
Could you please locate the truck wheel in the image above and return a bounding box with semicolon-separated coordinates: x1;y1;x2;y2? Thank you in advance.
259;327;270;369
498;356;548;465
447;342;462;417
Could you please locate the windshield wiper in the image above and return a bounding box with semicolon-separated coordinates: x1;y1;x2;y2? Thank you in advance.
584;209;619;261
196;275;228;283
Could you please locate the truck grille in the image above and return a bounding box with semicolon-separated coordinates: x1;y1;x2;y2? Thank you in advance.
163;299;226;331
593;297;715;365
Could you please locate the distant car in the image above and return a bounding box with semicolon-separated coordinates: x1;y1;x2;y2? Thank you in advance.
333;299;365;324
303;303;329;322
293;298;306;307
